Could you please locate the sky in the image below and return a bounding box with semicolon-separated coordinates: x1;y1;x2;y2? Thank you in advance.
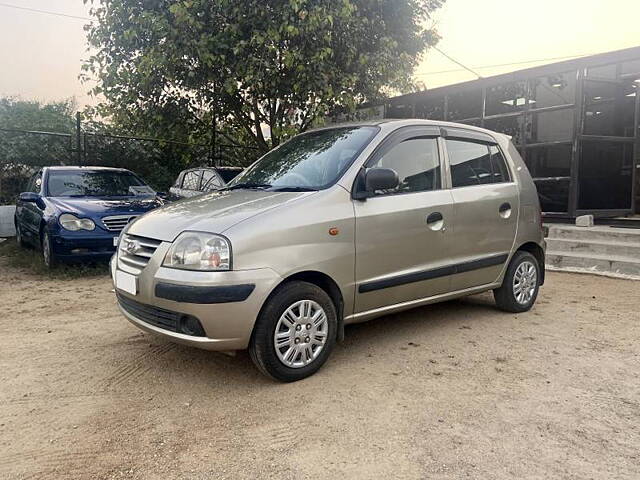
0;0;639;108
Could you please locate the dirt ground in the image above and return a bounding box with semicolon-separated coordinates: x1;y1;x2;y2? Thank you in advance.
1;253;639;480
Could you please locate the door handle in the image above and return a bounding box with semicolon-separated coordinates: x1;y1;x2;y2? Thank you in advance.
499;202;512;219
426;212;445;231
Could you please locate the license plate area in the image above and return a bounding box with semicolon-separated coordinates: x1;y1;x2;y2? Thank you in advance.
113;237;119;247
115;270;137;295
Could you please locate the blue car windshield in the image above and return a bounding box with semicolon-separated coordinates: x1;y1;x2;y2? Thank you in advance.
226;126;379;191
47;170;152;197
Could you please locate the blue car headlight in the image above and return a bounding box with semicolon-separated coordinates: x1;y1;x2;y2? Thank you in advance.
59;213;96;231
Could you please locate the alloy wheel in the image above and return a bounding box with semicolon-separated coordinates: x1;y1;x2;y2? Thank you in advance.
513;260;537;305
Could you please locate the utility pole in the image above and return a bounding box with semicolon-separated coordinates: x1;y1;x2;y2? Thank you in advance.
75;112;82;165
211;113;217;167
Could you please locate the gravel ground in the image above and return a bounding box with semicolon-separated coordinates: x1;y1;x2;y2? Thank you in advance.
1;254;639;480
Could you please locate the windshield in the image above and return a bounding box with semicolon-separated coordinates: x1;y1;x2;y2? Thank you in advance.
47;170;153;197
227;126;379;191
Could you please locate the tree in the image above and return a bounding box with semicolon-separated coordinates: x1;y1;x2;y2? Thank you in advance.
83;0;444;153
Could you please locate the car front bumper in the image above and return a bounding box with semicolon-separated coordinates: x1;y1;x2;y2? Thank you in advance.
110;250;282;351
52;232;118;260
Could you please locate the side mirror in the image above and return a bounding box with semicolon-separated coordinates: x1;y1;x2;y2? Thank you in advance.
19;192;40;203
365;168;399;192
353;168;399;200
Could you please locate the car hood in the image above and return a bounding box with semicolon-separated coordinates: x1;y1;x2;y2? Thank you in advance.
48;196;163;217
126;189;313;242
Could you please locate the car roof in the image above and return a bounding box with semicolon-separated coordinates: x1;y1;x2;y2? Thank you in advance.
312;118;511;142
44;166;131;173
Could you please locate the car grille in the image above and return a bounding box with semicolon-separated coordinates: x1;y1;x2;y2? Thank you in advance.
117;233;162;274
117;293;205;336
102;215;139;232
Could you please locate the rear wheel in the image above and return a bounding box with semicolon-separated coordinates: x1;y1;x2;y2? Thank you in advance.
249;281;337;382
494;251;540;313
41;231;57;269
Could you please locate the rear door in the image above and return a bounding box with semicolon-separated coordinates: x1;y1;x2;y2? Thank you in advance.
443;129;519;291
354;126;455;313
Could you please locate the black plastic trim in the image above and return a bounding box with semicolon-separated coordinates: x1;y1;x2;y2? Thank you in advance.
155;283;255;304
358;253;509;293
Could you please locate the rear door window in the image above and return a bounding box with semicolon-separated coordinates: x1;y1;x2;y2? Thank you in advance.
447;139;510;187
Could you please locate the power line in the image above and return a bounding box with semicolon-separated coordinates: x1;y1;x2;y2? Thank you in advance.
0;2;91;21
432;46;483;79
416;53;595;77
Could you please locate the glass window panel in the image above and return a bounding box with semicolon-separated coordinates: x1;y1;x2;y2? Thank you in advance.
371;137;441;194
526;109;574;144
182;170;201;190
489;145;511;183
529;72;576;108
533;178;570;213
446;140;493;187
447;89;482;121
485;115;524;145
201;170;224;191
584;80;616;104
415;96;445;120
524;144;572;178
578;141;634;210
622;59;640;75
486;81;528;116
387;102;413;118
583;78;637;137
587;64;617;79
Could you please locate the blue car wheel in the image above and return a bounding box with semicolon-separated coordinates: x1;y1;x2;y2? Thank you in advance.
42;231;57;269
15;221;26;248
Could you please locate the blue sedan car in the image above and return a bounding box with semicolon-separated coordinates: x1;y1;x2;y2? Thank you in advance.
14;166;164;267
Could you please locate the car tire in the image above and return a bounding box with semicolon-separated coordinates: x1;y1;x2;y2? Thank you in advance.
41;231;57;269
15;221;27;248
249;281;337;382
493;251;541;313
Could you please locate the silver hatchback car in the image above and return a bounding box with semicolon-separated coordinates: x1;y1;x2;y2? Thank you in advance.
111;120;545;382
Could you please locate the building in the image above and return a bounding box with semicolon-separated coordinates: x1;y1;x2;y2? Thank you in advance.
378;46;640;220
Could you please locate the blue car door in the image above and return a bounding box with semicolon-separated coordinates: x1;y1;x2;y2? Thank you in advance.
18;171;44;243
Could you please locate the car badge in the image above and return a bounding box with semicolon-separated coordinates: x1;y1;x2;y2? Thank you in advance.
125;239;141;255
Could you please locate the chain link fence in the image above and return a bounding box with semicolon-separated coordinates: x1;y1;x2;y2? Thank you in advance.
0;123;260;205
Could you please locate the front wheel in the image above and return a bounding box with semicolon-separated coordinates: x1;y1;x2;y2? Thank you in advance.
493;251;541;313
41;231;57;269
249;281;337;382
15;221;26;248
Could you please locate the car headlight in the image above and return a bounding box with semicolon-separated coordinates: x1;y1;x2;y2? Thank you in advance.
59;213;95;231
163;232;231;271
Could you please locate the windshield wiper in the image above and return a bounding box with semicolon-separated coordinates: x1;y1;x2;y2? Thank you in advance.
223;182;272;191
269;186;318;192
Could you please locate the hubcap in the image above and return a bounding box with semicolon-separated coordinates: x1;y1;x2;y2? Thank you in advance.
274;299;328;369
513;260;537;305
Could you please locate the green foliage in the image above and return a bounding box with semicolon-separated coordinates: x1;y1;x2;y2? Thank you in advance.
0;98;77;203
83;0;444;152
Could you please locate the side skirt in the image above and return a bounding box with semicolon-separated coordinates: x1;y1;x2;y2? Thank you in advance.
344;282;501;325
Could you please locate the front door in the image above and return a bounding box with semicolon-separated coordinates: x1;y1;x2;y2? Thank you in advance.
17;171;43;244
354;127;454;314
444;134;519;291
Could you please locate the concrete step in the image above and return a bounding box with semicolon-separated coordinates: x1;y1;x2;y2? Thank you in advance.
546;237;640;257
546;252;640;278
547;225;640;244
